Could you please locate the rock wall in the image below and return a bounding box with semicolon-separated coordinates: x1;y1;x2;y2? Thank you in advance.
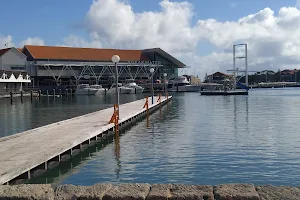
0;183;300;200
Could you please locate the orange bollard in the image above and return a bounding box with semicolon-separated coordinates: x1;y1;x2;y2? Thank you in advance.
109;104;119;134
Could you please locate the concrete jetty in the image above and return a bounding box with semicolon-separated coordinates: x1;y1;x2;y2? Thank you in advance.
1;183;300;199
0;96;172;185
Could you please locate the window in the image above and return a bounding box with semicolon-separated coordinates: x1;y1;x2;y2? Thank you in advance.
10;65;25;70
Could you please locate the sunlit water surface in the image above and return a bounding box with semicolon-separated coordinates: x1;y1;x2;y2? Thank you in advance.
1;88;300;186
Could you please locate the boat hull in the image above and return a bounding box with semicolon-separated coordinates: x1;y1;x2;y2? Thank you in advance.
168;85;200;92
107;87;132;94
129;87;144;94
74;89;98;95
95;89;106;95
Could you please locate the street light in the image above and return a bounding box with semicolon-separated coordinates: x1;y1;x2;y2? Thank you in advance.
112;55;120;118
150;68;155;104
163;73;167;97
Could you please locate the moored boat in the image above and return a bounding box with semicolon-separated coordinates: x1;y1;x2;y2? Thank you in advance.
74;84;98;95
123;79;144;94
107;83;133;94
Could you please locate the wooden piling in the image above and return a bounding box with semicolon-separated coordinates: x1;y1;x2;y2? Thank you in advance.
30;90;33;102
20;91;23;103
10;91;13;104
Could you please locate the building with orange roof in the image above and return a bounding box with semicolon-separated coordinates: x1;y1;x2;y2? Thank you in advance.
13;45;185;89
205;72;233;83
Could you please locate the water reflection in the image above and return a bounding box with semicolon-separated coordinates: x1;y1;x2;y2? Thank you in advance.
114;133;121;180
7;89;300;186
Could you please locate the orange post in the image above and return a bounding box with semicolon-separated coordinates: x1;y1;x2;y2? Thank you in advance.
143;96;149;110
109;104;119;134
157;93;161;103
143;96;149;123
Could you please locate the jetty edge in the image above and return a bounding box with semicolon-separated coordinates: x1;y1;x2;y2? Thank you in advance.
0;96;172;185
0;183;300;199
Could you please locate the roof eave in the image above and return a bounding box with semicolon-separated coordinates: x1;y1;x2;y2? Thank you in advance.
142;48;186;68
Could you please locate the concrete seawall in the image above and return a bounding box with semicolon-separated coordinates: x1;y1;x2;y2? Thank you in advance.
0;183;300;199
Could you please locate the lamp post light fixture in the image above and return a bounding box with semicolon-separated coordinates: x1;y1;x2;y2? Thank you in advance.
112;55;120;118
163;73;167;97
150;68;155;104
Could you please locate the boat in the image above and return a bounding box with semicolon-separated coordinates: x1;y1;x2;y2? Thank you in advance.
123;79;144;94
168;76;200;92
90;84;106;95
107;83;133;94
74;84;98;95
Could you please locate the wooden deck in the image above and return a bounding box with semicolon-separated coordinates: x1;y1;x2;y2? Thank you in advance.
0;96;172;185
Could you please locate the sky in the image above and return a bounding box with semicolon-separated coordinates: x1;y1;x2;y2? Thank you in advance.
0;0;299;79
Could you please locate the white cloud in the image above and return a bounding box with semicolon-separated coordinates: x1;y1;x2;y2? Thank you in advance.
0;35;14;48
58;34;102;48
5;0;300;79
19;37;45;46
84;0;197;53
74;0;300;78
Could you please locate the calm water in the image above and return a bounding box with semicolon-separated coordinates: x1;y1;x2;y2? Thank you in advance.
2;88;300;186
0;94;146;137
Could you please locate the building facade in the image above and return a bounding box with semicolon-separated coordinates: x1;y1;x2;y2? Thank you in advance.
205;72;232;84
0;48;31;91
16;45;185;89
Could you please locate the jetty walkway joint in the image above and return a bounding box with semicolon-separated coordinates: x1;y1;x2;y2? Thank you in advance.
0;183;299;199
0;96;172;185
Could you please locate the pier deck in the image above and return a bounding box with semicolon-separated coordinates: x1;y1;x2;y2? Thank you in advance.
0;96;171;185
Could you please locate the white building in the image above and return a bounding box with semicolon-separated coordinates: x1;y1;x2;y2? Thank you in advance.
0;48;31;91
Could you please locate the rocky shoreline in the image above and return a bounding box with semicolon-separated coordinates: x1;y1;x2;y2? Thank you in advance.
1;183;300;199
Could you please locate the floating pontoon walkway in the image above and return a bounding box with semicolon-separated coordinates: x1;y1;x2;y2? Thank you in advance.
200;90;248;95
0;96;172;185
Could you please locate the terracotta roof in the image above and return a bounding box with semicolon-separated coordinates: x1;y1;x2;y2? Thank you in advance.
213;71;232;77
16;48;23;52
24;45;150;61
0;48;11;56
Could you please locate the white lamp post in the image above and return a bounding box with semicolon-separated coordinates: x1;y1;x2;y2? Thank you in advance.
163;73;167;97
112;55;120;117
150;68;155;104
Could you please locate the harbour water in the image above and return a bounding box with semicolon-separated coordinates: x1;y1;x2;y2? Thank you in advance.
2;88;300;186
0;94;146;137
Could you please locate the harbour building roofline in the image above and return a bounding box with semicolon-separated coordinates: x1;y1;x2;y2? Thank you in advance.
16;45;186;68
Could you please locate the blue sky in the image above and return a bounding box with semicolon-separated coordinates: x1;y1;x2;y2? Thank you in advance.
0;0;297;46
1;0;300;77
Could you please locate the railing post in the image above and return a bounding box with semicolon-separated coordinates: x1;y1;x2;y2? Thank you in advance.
115;104;119;135
109;104;119;135
143;96;150;127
